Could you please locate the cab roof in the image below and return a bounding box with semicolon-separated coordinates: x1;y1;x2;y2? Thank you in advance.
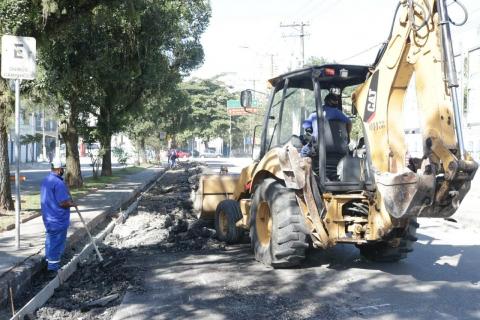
268;64;371;90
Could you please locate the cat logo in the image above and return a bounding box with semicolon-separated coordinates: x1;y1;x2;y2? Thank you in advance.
363;70;379;123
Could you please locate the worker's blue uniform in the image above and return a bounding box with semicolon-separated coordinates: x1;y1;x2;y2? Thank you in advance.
301;106;351;156
302;106;351;139
40;172;71;271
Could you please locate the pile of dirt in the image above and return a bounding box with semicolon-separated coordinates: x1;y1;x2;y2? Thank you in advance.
34;162;224;320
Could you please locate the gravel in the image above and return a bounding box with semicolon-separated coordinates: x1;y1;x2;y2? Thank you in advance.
33;162;224;320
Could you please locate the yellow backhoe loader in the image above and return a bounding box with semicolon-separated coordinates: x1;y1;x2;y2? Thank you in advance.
197;0;477;267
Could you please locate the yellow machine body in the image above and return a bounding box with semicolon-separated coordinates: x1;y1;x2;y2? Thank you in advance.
198;0;477;266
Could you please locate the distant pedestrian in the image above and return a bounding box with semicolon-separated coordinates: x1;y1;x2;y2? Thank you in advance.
40;158;75;274
168;148;178;168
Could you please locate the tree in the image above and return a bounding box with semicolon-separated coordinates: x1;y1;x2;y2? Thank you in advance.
0;79;14;213
0;0;211;190
182;78;234;147
38;9;106;187
20;133;42;162
305;56;333;66
0;0;43;212
127;87;192;163
89;0;210;176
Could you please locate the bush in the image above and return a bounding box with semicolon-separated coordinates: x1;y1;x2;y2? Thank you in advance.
113;147;129;167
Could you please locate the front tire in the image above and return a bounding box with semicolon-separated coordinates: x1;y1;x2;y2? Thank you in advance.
215;200;244;244
250;178;308;268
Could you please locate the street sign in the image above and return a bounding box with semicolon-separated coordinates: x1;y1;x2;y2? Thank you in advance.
227;107;258;116
1;35;36;250
159;131;166;140
227;99;258;108
1;35;36;80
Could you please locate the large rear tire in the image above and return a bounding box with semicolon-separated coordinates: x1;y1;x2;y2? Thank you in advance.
357;218;419;262
215;200;244;244
250;178;308;268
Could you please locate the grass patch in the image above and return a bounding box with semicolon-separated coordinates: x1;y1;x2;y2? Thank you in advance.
1;166;149;232
69;165;147;197
0;195;41;231
21;194;41;211
116;165;147;175
7;165;148;217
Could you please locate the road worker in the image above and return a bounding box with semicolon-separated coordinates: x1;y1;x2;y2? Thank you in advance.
40;158;75;275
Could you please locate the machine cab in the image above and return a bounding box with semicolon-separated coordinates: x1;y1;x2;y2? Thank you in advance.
258;64;374;192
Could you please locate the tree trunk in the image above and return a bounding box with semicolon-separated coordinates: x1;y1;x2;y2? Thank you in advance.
99;96;113;176
139;137;147;164
60;118;83;188
0;124;14;213
101;134;112;176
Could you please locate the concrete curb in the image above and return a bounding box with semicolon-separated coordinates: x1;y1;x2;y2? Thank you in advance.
9;196;139;320
9;170;168;319
0;168;165;313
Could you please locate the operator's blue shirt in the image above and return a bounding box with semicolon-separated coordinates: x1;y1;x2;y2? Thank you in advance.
40;173;71;231
302;106;351;138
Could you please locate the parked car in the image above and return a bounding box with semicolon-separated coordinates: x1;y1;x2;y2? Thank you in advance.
199;149;222;158
177;150;191;158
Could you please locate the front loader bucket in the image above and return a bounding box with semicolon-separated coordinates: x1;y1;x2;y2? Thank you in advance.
193;174;240;220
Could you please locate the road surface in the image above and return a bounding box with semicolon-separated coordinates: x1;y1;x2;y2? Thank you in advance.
112;157;480;320
10;162;123;194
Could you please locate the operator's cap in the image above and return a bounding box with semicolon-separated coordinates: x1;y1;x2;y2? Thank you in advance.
51;158;65;169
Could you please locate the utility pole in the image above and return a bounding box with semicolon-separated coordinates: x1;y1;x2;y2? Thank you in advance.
269;54;275;77
280;22;310;68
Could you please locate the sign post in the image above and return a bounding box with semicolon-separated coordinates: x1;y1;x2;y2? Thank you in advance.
226;99;259;156
226;99;258;116
1;35;37;250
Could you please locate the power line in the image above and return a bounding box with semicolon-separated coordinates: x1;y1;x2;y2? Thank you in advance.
339;41;384;63
280;22;310;67
302;0;343;26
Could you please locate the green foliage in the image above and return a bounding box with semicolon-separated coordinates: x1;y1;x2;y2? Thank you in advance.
112;147;129;167
0;0;212;183
87;0;210;171
20;133;42;145
182;78;234;143
304;56;335;67
350;116;364;142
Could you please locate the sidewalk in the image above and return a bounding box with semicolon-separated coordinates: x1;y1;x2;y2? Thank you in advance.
0;166;164;308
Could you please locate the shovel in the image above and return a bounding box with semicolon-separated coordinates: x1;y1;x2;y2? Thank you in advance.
74;205;104;262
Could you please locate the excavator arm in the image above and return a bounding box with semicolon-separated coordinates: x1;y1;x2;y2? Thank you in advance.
353;0;477;218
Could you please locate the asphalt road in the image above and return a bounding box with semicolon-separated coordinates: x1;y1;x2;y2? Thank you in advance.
10;157;239;195
9;163;122;194
112;158;480;320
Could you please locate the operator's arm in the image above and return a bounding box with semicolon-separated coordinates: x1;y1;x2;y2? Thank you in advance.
302;112;316;129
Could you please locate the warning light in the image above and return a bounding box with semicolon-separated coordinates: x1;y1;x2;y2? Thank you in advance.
325;68;336;76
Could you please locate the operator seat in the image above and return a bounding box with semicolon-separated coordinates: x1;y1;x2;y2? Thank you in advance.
337;137;368;183
324;120;349;180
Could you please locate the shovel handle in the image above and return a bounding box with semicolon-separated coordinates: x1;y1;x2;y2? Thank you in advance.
74;206;104;262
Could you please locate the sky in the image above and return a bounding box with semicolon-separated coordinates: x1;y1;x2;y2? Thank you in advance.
190;0;480;91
